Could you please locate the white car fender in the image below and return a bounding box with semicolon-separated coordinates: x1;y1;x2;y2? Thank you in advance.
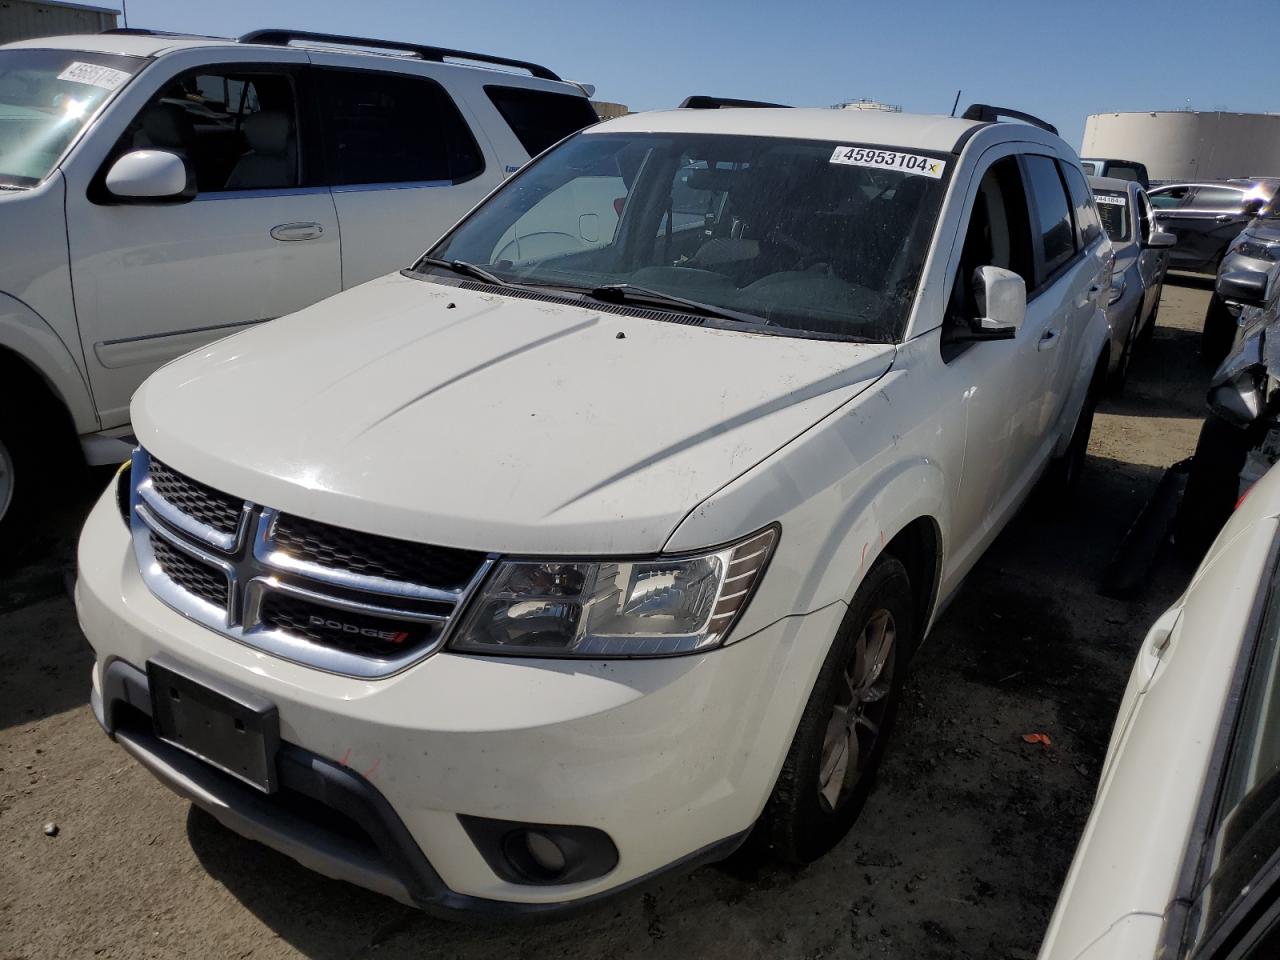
1054;304;1111;458
0;291;98;434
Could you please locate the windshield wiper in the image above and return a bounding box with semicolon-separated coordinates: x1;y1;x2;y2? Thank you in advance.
417;257;511;288
586;283;767;327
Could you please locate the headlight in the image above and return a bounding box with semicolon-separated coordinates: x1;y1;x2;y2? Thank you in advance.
1233;238;1275;261
450;526;778;657
1107;276;1127;305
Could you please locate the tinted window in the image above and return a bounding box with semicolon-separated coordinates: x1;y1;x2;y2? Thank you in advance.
946;155;1033;331
114;68;299;192
316;69;483;186
1063;164;1102;246
1080;160;1099;175
1150;186;1190;209
1192;186;1247;210
1023;154;1076;280
485;85;597;158
1107;164;1142;183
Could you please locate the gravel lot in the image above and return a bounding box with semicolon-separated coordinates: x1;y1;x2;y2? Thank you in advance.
0;280;1214;960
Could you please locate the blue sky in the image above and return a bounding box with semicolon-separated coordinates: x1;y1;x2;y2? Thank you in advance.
118;0;1269;148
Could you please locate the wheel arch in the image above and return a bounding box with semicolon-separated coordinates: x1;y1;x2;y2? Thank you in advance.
0;292;97;436
1054;309;1111;458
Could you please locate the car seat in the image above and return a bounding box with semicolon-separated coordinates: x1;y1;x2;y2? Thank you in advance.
223;110;297;190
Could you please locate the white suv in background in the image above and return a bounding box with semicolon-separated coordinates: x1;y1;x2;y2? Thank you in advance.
0;28;596;555
78;101;1113;914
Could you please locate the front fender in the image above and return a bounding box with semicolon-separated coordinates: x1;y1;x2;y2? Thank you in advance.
0;292;97;434
1054;305;1110;459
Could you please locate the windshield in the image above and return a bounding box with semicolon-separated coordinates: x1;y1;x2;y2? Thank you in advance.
0;49;145;187
418;132;950;342
1093;190;1130;241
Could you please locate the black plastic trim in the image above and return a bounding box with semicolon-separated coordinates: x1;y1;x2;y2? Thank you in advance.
961;103;1058;136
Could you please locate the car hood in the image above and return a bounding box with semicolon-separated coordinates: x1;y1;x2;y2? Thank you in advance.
133;273;895;555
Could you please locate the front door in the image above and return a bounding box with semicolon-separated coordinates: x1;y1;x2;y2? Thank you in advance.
65;63;340;427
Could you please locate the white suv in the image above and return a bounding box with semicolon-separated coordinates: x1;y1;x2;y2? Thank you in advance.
77;101;1113;915
0;28;596;554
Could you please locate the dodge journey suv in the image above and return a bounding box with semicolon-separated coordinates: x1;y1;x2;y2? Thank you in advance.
78;101;1113;914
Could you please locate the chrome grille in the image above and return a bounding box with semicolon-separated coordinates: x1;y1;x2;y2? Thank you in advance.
127;449;493;678
150;536;229;608
148;459;242;537
270;513;484;590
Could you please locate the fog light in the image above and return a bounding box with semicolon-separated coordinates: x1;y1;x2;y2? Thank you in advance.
523;830;567;875
459;815;619;886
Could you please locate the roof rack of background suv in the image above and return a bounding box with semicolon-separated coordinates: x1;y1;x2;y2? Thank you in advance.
236;29;562;81
960;103;1058;136
679;96;791;109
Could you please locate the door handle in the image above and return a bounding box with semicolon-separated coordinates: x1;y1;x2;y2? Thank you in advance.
1078;283;1103;308
1038;328;1061;351
1215;214;1233;222
270;222;323;242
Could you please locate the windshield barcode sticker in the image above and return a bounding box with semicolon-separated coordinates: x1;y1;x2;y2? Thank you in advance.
57;61;131;91
829;146;946;179
1094;194;1127;206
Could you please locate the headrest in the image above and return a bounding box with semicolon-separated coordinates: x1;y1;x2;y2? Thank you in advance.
243;110;291;156
685;167;742;192
142;103;192;149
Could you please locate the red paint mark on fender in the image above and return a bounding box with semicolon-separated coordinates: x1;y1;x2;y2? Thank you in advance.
339;748;352;767
363;758;381;779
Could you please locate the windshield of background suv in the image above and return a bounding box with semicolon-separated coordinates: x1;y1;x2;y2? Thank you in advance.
417;132;951;342
0;49;144;188
1093;189;1130;242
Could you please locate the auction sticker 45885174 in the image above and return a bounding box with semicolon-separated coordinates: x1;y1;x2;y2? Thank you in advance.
830;145;946;179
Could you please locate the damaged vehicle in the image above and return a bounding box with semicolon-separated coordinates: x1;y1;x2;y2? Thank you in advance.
77;101;1112;914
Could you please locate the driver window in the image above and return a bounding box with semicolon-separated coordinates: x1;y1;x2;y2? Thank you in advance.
112;68;299;193
946;156;1032;333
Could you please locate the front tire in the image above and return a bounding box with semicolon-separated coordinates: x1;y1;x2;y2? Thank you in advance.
1044;355;1105;497
0;419;39;567
764;556;914;864
1201;293;1237;368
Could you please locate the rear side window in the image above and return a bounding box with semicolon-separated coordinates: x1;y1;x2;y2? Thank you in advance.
485;85;598;157
1106;164;1142;183
315;69;483;186
1062;164;1103;246
1023;154;1076;282
1150;186;1190;209
1191;186;1247;210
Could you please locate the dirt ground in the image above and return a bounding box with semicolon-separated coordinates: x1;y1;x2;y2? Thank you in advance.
0;281;1216;960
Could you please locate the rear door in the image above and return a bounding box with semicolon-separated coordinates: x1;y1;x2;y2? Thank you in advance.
63;56;341;427
308;62;502;287
1159;185;1250;272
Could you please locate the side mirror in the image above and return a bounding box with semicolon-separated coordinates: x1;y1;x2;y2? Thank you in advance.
1144;229;1177;249
1217;267;1270;308
962;265;1025;341
1244;198;1266;217
104;150;195;203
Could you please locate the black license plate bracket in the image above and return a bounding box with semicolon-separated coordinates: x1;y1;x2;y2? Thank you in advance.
147;659;280;793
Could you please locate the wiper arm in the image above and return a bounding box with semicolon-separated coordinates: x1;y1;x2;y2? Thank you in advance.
417;257;511;287
587;283;767;327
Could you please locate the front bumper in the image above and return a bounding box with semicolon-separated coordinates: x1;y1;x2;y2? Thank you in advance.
76;487;843;913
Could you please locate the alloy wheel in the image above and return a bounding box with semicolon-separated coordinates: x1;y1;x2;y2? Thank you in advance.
817;608;897;811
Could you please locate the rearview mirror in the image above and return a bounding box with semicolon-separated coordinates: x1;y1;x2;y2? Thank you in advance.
1217;267;1270;308
104;149;195;203
962;265;1025;341
1144;229;1177;249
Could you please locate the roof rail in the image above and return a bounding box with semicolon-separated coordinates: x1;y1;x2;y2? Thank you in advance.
960;103;1058;136
101;27;221;39
238;29;562;81
679;95;791;110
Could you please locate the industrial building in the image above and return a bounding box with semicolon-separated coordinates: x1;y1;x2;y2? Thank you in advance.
0;0;118;43
1083;110;1280;182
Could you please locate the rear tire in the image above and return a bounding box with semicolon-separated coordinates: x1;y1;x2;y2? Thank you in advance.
0;418;41;568
764;556;914;864
1201;293;1237;368
1176;415;1256;557
1044;355;1105;497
